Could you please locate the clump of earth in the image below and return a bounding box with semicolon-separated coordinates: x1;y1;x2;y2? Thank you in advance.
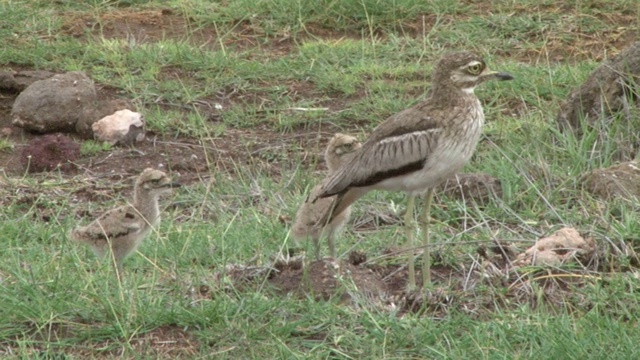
20;133;80;173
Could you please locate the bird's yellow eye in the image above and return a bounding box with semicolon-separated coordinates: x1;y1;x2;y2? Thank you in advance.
467;63;482;75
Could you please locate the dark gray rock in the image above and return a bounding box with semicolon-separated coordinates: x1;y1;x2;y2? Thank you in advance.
11;71;97;133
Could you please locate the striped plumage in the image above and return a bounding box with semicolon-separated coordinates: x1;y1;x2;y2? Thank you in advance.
314;51;513;288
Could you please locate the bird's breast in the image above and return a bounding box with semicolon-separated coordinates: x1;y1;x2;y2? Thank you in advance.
374;102;484;193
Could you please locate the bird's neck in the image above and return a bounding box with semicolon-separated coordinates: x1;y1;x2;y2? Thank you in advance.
327;151;358;174
326;157;344;174
430;83;478;107
133;190;161;226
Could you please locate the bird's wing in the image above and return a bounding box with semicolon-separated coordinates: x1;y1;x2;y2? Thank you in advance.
318;108;446;198
76;206;144;241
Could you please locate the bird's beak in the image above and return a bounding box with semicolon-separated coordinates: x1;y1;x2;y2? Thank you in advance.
482;68;514;81
169;182;182;188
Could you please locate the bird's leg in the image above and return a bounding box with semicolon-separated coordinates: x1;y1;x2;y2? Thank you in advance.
313;237;321;261
327;231;336;259
106;238;124;279
404;194;417;290
318;194;340;260
420;188;434;287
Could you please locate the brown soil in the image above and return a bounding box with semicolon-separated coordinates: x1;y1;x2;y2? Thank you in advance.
204;243;606;317
8;323;199;358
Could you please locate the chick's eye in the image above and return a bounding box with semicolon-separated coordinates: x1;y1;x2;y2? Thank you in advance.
468;64;482;75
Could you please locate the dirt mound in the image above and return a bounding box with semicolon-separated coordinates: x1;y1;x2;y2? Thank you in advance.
582;161;640;200
195;242;613;317
557;41;640;160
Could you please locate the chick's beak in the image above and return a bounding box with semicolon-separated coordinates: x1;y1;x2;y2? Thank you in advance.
161;181;181;188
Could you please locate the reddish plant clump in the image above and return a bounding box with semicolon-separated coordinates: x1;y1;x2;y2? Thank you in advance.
20;134;80;173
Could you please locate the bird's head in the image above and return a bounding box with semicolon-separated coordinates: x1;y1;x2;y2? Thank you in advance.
325;133;362;173
433;51;513;94
137;168;181;196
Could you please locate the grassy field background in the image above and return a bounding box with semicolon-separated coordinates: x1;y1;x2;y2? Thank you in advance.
1;0;640;358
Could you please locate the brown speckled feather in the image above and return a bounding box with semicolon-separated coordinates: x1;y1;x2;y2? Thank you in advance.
69;168;180;271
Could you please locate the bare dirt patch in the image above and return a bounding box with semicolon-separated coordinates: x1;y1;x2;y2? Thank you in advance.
61;9;215;46
198;240;617;318
1;323;199;358
269;255;387;304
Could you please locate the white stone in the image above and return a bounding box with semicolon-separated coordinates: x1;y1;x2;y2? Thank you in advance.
91;109;145;145
515;227;595;267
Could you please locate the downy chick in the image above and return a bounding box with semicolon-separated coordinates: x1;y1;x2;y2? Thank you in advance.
292;133;362;259
70;168;180;271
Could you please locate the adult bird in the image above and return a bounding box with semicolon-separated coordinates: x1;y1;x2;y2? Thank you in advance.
314;51;513;289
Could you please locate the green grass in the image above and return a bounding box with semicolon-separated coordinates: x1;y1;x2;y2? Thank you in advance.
2;0;640;358
0;138;13;153
80;140;113;156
